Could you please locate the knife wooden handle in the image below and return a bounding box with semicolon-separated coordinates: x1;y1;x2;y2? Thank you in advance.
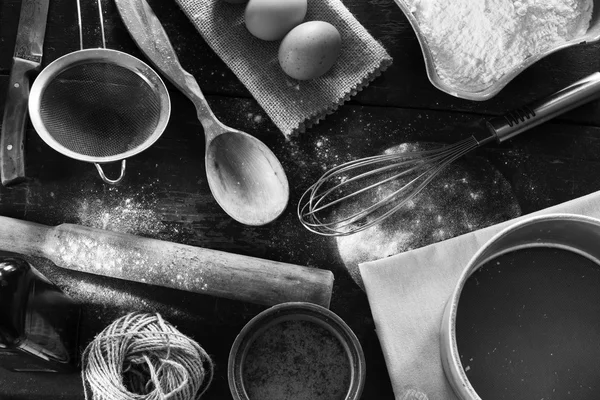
1;58;37;186
0;216;334;308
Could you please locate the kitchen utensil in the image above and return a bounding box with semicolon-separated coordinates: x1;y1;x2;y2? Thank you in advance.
0;216;334;308
298;72;600;236
27;0;170;185
228;302;365;400
114;0;289;226
393;0;600;100
0;254;80;373
0;0;50;186
441;213;600;400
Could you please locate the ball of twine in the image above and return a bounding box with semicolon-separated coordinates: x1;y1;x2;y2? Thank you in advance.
82;313;214;400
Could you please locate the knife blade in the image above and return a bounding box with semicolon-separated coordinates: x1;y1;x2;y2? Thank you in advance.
0;0;51;186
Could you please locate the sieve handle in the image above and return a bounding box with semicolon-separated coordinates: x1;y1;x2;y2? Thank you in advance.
95;160;126;185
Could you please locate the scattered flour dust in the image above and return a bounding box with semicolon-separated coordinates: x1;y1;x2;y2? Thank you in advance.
334;143;521;290
71;183;173;238
404;0;593;90
398;388;430;400
77;196;166;235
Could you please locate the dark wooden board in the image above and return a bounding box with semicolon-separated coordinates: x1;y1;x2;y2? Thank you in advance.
1;69;600;398
1;0;600;398
3;0;600;120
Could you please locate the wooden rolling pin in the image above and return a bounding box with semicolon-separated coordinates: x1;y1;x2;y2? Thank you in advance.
0;216;334;307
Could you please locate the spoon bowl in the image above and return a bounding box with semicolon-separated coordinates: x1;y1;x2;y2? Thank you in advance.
206;129;289;225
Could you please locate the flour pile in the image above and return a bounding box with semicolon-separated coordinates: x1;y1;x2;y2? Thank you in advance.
405;0;594;91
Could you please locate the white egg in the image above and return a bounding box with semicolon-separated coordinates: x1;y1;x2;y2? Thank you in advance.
278;21;342;80
244;0;307;41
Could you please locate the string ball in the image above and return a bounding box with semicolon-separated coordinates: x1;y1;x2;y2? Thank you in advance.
82;312;214;400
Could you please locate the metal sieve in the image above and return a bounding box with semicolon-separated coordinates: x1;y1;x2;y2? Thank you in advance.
28;0;170;184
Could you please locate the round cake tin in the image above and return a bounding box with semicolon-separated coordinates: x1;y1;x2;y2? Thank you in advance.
441;213;600;400
228;302;366;400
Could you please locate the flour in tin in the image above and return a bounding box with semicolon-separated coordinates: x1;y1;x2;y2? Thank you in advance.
404;0;593;91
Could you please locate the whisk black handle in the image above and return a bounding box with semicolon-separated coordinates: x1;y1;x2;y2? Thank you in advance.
488;72;600;143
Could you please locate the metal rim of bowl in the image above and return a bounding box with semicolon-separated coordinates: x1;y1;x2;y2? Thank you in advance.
440;213;600;400
393;0;600;101
228;301;366;400
28;48;171;164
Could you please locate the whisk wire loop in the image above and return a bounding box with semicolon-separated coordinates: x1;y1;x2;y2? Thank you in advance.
311;169;431;233
307;158;426;214
304;145;460;212
298;136;480;236
307;160;427;216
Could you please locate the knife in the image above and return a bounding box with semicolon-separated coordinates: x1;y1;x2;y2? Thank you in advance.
0;0;51;186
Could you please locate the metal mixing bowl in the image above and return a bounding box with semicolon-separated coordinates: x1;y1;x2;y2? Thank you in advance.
393;0;600;100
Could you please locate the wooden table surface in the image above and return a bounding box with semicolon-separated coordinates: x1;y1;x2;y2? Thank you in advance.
2;0;600;399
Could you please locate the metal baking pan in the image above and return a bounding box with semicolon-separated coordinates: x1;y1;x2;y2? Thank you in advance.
440;213;600;399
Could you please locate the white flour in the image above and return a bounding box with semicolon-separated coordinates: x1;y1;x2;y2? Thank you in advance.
404;0;593;91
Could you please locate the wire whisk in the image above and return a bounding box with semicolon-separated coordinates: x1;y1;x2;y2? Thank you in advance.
298;72;600;236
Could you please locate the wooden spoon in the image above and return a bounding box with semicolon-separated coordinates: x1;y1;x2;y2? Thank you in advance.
115;0;289;225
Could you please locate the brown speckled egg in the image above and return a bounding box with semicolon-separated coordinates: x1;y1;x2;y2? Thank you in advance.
278;21;342;81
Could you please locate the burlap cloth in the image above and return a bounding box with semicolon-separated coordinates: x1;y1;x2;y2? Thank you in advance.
174;0;393;137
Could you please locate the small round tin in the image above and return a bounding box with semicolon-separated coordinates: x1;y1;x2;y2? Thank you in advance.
441;213;600;400
228;302;366;400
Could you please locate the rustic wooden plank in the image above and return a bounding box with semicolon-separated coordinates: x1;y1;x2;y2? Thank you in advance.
2;69;600;272
3;0;600;127
342;0;600;113
3;66;600;398
2;0;600;394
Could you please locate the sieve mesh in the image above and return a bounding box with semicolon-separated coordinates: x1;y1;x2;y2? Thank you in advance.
39;62;162;158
